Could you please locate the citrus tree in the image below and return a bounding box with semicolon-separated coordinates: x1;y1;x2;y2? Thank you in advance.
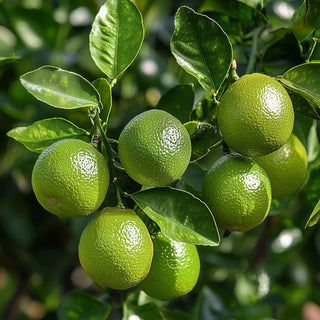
1;0;320;319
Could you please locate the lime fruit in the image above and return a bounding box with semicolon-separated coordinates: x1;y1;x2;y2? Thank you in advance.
255;134;308;199
78;207;153;290
32;138;109;218
118;109;191;187
202;153;272;232
218;73;294;157
140;232;200;300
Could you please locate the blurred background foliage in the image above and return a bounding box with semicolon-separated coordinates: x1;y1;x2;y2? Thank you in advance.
0;0;319;319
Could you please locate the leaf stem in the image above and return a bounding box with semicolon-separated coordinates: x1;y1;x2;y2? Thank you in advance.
92;110;125;208
246;26;263;74
306;39;317;63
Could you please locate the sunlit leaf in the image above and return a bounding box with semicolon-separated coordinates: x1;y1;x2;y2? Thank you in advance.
57;291;111;320
90;0;144;79
170;6;233;92
20;66;101;110
7;118;90;152
279;63;320;119
306;199;320;227
131;187;220;246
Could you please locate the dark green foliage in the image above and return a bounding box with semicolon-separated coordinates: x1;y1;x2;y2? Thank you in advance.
1;0;320;319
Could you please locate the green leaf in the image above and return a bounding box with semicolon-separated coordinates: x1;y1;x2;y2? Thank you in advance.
279;63;320;119
306;199;320;227
0;56;20;67
287;89;320;120
93;78;112;126
7;118;90;153
20;66;101;110
57;290;111;320
185;121;222;161
156;83;194;124
90;0;144;80
306;0;320;40
131;187;220;246
170;6;233;92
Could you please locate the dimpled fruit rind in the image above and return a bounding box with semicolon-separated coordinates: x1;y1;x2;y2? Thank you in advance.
140;232;200;300
218;73;294;157
118;109;191;187
202;153;272;232
255;134;308;199
78;207;153;290
31;138;109;218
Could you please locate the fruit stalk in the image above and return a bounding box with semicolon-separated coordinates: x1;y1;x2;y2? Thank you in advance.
92;110;125;208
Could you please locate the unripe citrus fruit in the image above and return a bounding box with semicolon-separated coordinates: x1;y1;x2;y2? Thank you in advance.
202;153;272;232
218;73;294;157
118;109;191;187
32;139;109;218
78;207;153;290
140;232;200;300
255;134;308;199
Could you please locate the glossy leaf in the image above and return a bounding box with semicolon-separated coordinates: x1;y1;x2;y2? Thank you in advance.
7;118;90;153
20;66;101;110
89;0;144;79
131;187;220;246
156;83;194;124
93;78;112;126
185;121;222;161
170;6;232;92
287;88;320;120
57;290;111;320
306;199;320;227
279;63;320;119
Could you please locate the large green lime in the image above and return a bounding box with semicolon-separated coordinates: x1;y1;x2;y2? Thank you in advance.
218;73;294;157
78;207;153;290
118;109;191;187
140;232;200;300
202;153;272;232
255;134;308;199
32;139;109;218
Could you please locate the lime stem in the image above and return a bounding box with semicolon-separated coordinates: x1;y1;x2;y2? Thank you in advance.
306;39;317;63
92;111;125;208
246;26;263;74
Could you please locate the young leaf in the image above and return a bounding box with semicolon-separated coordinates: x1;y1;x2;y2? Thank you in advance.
7;118;90;153
185;121;222;161
90;0;144;80
131;187;220;246
57;290;111;320
279;62;320;119
93;78;112;126
170;6;233;92
306;199;320;228
156;83;194;124
20;66;101;110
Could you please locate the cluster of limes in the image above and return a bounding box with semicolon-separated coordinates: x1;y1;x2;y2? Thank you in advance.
203;73;308;232
30;73;308;299
31;109;199;300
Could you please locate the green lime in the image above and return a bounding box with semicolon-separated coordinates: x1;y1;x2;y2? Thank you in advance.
202;153;272;232
78;207;153;290
32;139;109;218
118;109;191;187
255;134;308;199
218;73;294;157
140;232;200;300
